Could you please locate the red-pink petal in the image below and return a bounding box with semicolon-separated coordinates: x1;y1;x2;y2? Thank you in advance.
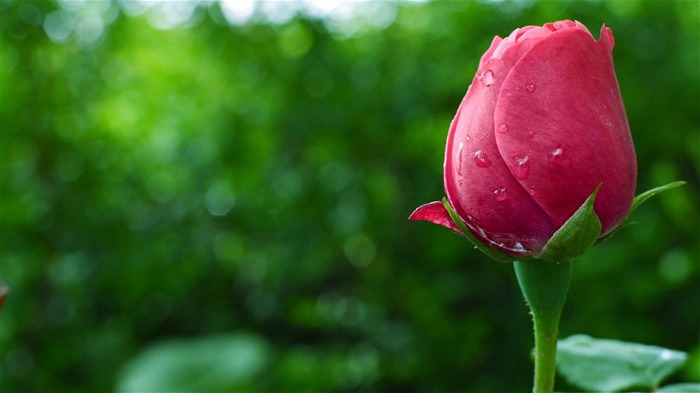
443;40;556;253
409;201;463;235
479;36;503;69
494;27;637;235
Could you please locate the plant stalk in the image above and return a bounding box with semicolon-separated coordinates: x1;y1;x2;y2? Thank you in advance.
514;260;573;393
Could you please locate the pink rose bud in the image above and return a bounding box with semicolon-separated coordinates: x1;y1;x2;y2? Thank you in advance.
411;20;637;257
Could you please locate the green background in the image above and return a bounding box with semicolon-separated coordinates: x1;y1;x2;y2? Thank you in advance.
2;0;698;391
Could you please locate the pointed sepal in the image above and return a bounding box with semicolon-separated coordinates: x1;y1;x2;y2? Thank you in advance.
628;180;686;216
597;180;686;245
537;184;602;263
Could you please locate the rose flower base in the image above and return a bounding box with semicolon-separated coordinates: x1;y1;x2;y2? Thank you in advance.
409;20;684;393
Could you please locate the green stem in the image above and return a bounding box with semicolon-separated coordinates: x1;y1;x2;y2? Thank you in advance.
514;260;573;393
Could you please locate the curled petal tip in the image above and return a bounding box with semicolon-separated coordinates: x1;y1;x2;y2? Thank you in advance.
600;24;615;51
410;200;463;235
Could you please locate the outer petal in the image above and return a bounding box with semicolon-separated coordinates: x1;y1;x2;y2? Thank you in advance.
409;201;463;235
493;28;637;235
444;41;556;255
479;35;503;68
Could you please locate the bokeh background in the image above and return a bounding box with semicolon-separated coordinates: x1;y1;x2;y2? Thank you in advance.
1;0;699;392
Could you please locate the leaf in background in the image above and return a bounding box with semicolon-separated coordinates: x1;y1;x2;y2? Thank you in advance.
115;333;272;393
656;383;700;392
557;335;687;392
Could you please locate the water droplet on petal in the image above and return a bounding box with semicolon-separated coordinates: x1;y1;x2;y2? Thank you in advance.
457;142;464;175
528;186;536;196
478;70;494;86
497;123;509;134
462;214;539;256
510;154;530;180
473;150;492;168
465;134;471;141
493;187;507;202
548;145;569;168
526;80;536;93
512;242;526;252
527;130;534;137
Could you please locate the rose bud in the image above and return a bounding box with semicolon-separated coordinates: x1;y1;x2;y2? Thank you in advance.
411;20;637;259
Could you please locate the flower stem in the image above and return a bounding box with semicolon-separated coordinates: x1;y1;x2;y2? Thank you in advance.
514;260;573;393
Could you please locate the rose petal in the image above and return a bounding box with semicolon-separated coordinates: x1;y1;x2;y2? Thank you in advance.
409;201;463;235
444;40;556;253
479;35;503;68
494;27;637;235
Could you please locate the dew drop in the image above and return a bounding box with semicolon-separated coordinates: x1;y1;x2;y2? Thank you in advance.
497;123;509;134
526;80;536;93
528;186;536;196
480;70;494;86
473;150;492;168
493;187;508;202
548;146;569;168
510;154;530;180
457;142;465;175
527;129;534;137
512;242;526;252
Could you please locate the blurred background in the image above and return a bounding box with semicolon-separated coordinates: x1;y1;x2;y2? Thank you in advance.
1;0;699;392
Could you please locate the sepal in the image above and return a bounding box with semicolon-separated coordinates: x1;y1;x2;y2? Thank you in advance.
536;184;602;263
597;180;685;245
628;180;686;216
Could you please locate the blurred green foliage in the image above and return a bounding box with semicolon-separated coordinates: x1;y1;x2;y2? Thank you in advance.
1;0;698;392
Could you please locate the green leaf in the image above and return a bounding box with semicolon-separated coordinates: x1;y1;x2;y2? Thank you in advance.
557;334;688;392
442;198;514;263
656;383;700;392
115;333;272;393
537;184;602;263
